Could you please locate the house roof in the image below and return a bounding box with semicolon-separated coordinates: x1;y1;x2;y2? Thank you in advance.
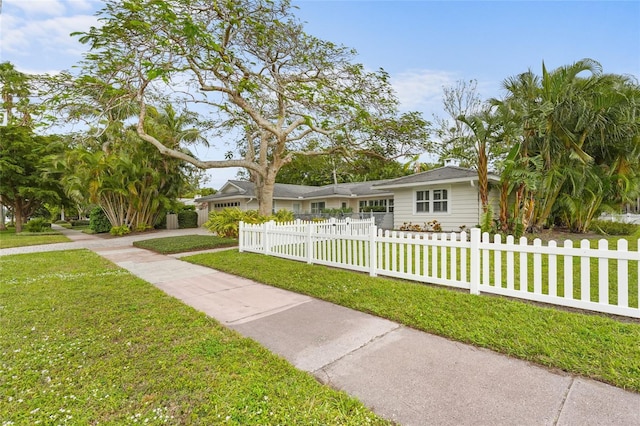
373;166;499;190
196;167;494;203
196;179;392;203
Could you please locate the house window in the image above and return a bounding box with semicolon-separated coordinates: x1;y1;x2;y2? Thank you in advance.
416;191;429;213
433;189;448;212
388;199;394;213
214;202;240;209
292;203;301;213
415;189;448;213
311;202;325;214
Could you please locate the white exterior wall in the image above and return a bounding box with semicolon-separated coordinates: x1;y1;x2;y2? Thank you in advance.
392;182;486;231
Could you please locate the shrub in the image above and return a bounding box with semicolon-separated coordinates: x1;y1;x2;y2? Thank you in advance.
89;206;112;233
71;219;90;227
321;207;353;216
178;210;199;228
590;220;640;236
109;225;131;236
135;223;153;232
24;218;52;233
360;206;387;213
272;209;295;223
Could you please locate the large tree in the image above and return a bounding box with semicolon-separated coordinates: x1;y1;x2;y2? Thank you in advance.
59;105;204;231
495;59;640;232
58;0;429;215
0;62;68;232
0;126;67;232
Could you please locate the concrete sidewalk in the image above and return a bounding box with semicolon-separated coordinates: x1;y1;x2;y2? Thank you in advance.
2;226;639;425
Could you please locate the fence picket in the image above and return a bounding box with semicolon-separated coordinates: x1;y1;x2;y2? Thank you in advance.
548;241;557;297
506;235;514;290
534;239;542;295
519;237;528;292
581;240;591;302
564;240;574;299
598;239;609;305
493;234;502;288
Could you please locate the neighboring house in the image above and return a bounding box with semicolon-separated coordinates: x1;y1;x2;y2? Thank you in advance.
373;166;500;231
196;165;499;231
196;179;394;215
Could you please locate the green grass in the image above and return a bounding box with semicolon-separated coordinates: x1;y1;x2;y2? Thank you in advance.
133;235;238;254
184;250;640;393
0;250;386;425
0;228;70;249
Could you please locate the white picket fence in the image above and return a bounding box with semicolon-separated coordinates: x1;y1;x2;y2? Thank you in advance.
239;219;640;318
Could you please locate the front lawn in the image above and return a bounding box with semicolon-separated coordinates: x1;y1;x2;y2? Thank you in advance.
133;235;238;254
0;228;70;249
184;250;640;393
0;250;386;425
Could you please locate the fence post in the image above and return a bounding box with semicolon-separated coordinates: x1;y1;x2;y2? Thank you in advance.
369;225;378;277
238;221;244;253
469;228;481;295
306;221;313;264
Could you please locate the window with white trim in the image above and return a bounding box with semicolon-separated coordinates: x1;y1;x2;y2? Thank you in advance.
311;202;325;214
416;190;429;212
433;189;448;212
415;189;448;213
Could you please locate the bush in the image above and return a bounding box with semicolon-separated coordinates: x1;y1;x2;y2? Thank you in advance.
272;209;295;223
109;225;131;236
89;207;111;233
360;206;386;213
590;220;640;236
204;208;297;238
178;210;198;228
24;218;52;233
71;219;90;227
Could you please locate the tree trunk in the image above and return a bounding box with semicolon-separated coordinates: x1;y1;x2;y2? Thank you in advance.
0;200;6;231
477;143;489;213
256;174;276;216
14;199;24;233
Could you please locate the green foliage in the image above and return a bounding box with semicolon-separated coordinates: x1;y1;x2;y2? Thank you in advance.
321;207;353;215
23;218;52;233
0;126;68;232
134;223;153;232
89;206;111;233
109;224;131;236
177;210;198;228
272;209;295;223
204;208;295;238
590;220;640;236
71;219;90;227
204;208;262;238
0;229;69;249
133;235;238;254
480;205;495;234
360;205;386;213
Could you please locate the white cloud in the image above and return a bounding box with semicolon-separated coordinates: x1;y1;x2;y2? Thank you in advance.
391;69;458;112
5;0;66;17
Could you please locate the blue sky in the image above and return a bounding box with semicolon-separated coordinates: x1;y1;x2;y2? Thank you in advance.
1;0;639;188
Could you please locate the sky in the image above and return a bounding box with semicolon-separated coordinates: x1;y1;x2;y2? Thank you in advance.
1;0;639;189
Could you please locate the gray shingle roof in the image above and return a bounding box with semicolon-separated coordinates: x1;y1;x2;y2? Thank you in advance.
373;166;499;189
196;179;392;202
195;168;492;203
